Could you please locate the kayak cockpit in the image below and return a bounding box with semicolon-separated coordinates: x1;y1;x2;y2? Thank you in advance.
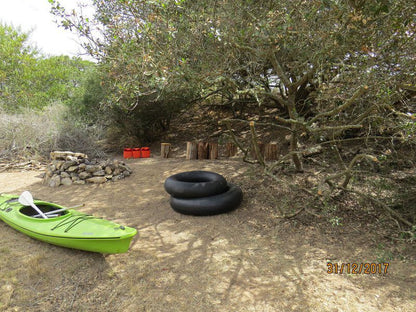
19;203;69;219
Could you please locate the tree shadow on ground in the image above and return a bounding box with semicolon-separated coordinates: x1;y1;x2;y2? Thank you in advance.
0;158;415;311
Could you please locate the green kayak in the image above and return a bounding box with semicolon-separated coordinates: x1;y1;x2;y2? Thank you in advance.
0;194;137;254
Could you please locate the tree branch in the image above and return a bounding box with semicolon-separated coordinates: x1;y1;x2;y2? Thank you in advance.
249;121;265;167
309;85;369;124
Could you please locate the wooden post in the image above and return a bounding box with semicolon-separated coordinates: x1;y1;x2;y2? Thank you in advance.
197;141;209;160
225;143;237;157
161;143;171;158
251;142;265;160
264;143;279;161
209;143;218;160
186;142;197;160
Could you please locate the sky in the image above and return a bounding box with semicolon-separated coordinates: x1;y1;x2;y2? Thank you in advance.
0;0;93;59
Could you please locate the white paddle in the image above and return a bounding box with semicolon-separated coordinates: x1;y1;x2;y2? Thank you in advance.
32;204;84;218
18;191;48;219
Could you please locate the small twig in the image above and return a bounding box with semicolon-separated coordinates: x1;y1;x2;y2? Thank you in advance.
274;207;305;219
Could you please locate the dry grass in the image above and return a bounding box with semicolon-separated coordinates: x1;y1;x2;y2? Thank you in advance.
0;103;106;160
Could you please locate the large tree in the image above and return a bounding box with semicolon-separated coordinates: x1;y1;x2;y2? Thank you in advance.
50;0;416;163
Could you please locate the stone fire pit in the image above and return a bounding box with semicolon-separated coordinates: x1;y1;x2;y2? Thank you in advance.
43;151;133;187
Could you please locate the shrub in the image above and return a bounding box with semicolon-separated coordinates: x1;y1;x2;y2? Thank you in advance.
0;103;106;160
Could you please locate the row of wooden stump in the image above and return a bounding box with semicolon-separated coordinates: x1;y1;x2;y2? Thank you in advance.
161;142;280;160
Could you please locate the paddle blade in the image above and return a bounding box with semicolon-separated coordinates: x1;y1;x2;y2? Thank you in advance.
18;191;34;206
18;191;48;219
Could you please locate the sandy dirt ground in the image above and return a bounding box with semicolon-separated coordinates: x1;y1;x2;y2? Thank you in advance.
0;157;415;312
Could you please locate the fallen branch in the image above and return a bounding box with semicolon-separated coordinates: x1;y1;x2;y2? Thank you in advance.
340;187;414;228
324;154;378;188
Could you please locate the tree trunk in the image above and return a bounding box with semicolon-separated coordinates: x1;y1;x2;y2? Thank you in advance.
287;93;303;172
249;121;265;166
186;141;197;160
161;143;171;158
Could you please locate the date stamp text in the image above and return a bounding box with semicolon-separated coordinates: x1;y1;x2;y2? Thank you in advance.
327;262;389;274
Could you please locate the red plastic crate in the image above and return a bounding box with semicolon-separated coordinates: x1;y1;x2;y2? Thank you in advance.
123;148;133;159
141;147;150;158
132;148;141;158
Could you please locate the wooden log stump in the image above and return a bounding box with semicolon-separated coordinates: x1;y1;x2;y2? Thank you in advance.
225;143;237;157
186;142;197;160
251;142;265;160
197;141;209;160
264;143;279;161
161;143;171;158
209;143;218;160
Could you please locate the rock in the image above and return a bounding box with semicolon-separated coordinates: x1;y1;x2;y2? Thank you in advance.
62;160;78;170
61;177;73;186
105;166;113;175
119;163;132;173
45;151;132;187
123;170;131;177
49;175;61;187
99;160;109;168
73;180;86;185
45;168;54;178
85;165;102;173
93;170;105;176
52;160;64;170
78;172;91;180
60;172;70;179
86;177;107;184
112;174;124;182
67;166;79;172
50;151;88;160
113;168;122;175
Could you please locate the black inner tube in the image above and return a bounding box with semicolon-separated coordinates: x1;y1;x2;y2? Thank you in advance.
164;171;228;198
169;183;243;216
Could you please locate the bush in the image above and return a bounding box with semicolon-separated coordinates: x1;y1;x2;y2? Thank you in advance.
0;103;106;160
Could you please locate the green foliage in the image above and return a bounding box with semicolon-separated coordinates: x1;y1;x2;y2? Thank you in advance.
67;67;106;122
0;23;106;157
0;23;95;112
50;0;415;150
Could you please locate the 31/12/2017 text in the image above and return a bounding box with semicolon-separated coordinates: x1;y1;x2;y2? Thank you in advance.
327;262;389;274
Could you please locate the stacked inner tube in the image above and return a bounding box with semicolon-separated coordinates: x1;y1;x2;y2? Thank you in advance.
164;171;243;216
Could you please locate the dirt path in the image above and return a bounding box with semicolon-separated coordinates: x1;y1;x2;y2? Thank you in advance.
0;158;415;311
